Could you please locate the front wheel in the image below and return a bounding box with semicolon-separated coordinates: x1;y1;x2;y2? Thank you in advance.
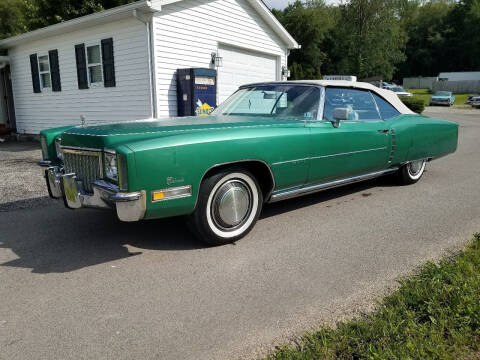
397;159;427;185
188;169;263;246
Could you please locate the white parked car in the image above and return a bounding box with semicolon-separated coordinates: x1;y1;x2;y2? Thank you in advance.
471;96;480;109
391;86;413;97
382;82;396;90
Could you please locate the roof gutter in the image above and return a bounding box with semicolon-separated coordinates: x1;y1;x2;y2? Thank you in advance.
0;0;159;48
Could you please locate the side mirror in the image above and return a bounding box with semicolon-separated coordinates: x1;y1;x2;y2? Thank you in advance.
331;107;350;128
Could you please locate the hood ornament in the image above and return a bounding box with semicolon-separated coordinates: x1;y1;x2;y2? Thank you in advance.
80;115;86;127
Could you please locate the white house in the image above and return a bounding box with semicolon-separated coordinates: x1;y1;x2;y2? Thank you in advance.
0;0;298;134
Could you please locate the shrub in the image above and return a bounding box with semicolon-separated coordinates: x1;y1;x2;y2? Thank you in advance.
402;96;425;113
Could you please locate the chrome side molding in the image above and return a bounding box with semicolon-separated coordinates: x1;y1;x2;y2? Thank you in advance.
269;168;399;203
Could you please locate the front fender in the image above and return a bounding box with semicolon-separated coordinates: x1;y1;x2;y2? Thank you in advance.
40;125;76;162
130;139;270;219
126;126;308;220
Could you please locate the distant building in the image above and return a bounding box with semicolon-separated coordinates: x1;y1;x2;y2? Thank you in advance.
438;72;480;81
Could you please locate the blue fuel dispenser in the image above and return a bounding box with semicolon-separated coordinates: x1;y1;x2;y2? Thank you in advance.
176;68;217;116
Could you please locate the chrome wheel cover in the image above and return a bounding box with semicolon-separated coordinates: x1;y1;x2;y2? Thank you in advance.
211;179;253;231
407;160;426;178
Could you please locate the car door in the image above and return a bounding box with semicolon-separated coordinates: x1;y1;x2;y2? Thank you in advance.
307;87;392;184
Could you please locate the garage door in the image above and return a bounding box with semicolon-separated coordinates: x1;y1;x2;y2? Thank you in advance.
217;45;279;103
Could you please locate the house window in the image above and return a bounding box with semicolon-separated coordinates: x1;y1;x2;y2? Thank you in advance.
75;38;115;89
38;55;51;89
86;45;103;85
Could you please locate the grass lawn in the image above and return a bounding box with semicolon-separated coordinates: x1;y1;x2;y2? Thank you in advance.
408;89;470;106
265;234;480;360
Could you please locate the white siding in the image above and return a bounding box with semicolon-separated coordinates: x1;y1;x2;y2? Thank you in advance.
8;17;151;134
217;44;278;103
153;0;288;117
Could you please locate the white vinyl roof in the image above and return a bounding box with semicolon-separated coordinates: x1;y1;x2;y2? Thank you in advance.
245;80;415;115
0;0;299;49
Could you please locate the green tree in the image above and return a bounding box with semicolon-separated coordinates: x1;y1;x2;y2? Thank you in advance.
29;0;137;30
442;0;480;71
0;0;30;39
0;0;140;39
394;0;453;78
331;0;407;80
273;0;337;80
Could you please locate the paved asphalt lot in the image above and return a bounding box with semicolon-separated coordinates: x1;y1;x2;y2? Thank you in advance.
1;107;479;360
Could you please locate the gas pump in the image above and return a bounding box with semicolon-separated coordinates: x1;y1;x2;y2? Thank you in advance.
176;68;217;116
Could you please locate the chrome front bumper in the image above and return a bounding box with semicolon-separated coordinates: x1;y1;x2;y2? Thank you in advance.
45;166;146;222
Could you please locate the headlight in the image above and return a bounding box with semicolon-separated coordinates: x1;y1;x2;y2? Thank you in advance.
104;151;118;183
40;136;48;160
55;137;63;161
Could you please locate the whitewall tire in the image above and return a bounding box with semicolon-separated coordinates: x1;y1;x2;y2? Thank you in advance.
189;169;263;246
397;159;427;185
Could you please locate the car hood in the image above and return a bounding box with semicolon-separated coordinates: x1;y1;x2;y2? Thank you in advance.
431;96;451;99
60;115;305;149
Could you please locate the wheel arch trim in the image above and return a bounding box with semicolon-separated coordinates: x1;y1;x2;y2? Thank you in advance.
195;159;276;208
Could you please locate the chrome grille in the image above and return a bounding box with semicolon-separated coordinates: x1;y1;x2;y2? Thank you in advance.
63;149;102;193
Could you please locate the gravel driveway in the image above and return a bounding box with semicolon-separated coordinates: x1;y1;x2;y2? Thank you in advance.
0;142;54;211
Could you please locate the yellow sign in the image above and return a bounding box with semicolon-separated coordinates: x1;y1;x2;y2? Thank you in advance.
195;100;214;116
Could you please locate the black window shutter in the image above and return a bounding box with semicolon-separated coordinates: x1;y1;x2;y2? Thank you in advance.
75;43;89;89
29;54;41;93
101;38;116;87
48;49;61;92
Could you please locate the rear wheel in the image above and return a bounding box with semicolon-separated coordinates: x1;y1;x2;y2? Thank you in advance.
397;159;427;185
188;169;263;246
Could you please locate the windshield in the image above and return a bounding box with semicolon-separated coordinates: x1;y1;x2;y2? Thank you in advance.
212;85;320;120
392;87;405;92
434;91;451;96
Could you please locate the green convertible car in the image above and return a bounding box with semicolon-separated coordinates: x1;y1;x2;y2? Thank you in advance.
39;80;458;245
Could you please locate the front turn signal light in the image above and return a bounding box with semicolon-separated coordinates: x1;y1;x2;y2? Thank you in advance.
152;185;192;202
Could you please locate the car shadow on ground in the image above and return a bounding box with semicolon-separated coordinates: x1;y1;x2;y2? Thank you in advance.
0;204;203;274
0;176;398;274
0;196;55;212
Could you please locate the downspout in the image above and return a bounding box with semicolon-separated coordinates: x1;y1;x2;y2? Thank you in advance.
133;8;158;119
0;55;9;69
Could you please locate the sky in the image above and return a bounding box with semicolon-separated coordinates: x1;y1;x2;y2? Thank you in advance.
263;0;292;8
